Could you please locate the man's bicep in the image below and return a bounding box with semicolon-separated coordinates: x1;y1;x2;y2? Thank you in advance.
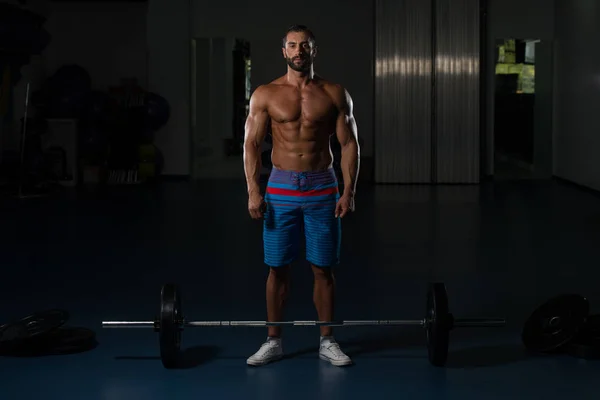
245;87;270;146
335;88;358;146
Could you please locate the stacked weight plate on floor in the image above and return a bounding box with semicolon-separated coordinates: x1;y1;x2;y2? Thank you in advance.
522;294;600;359
0;309;97;357
0;309;69;351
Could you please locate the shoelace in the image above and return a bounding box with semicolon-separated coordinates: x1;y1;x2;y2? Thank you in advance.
258;341;279;355
323;342;345;357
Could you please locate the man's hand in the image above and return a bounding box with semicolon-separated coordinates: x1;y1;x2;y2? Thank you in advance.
248;192;266;219
335;193;355;218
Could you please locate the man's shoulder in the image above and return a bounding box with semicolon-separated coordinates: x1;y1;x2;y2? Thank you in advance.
252;78;287;98
317;78;350;107
314;76;343;91
250;84;275;108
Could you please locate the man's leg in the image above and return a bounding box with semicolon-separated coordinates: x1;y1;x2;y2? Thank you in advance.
311;264;335;337
266;265;291;338
263;203;300;339
304;199;351;366
304;199;341;324
247;188;301;366
302;169;342;334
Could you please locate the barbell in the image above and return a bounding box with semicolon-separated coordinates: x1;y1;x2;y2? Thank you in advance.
102;282;506;368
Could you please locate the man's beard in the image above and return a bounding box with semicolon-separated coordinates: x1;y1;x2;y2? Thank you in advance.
286;56;312;72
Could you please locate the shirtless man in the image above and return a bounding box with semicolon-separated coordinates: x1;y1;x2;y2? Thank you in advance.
243;25;360;367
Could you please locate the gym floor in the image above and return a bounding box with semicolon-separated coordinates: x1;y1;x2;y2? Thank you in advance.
1;178;599;399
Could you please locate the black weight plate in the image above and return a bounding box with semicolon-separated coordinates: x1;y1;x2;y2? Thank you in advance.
160;283;182;369
46;327;97;355
426;282;451;367
0;323;27;344
0;326;97;357
522;294;589;353
0;309;69;346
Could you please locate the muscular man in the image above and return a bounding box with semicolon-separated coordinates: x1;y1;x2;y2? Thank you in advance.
243;25;360;367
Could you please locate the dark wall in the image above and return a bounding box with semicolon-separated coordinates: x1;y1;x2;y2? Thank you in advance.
553;0;600;191
147;0;190;175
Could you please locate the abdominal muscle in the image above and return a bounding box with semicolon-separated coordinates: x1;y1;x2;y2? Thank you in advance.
269;122;334;172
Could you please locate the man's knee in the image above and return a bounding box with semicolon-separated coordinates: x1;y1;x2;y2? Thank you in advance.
269;265;291;281
311;264;334;281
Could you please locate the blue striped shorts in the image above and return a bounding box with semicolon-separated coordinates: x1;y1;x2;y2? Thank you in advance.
263;167;341;268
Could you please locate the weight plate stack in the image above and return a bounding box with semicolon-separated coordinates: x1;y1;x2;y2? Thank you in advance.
522;294;589;354
0;309;70;353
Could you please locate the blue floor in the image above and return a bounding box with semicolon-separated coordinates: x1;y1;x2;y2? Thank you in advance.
1;178;600;399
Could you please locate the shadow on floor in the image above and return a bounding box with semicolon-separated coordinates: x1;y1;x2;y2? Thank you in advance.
0;340;99;358
276;330;424;363
114;345;222;369
445;344;528;369
283;330;528;368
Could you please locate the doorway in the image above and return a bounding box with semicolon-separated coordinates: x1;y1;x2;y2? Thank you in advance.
493;38;537;180
190;37;251;179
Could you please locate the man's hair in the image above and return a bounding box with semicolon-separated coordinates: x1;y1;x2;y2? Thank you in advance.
282;25;317;48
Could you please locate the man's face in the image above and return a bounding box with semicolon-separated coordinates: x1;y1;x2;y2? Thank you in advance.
282;31;316;72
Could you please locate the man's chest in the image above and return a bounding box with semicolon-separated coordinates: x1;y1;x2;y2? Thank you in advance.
267;88;337;124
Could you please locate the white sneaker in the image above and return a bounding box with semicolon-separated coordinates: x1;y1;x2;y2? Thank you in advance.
319;337;352;366
246;337;284;366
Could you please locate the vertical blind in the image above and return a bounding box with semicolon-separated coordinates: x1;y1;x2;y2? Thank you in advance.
374;0;481;183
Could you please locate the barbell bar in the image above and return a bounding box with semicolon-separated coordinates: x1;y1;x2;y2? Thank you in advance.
103;319;505;328
101;282;506;368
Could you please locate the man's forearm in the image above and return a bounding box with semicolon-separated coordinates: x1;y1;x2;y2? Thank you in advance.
340;140;360;196
243;143;262;195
